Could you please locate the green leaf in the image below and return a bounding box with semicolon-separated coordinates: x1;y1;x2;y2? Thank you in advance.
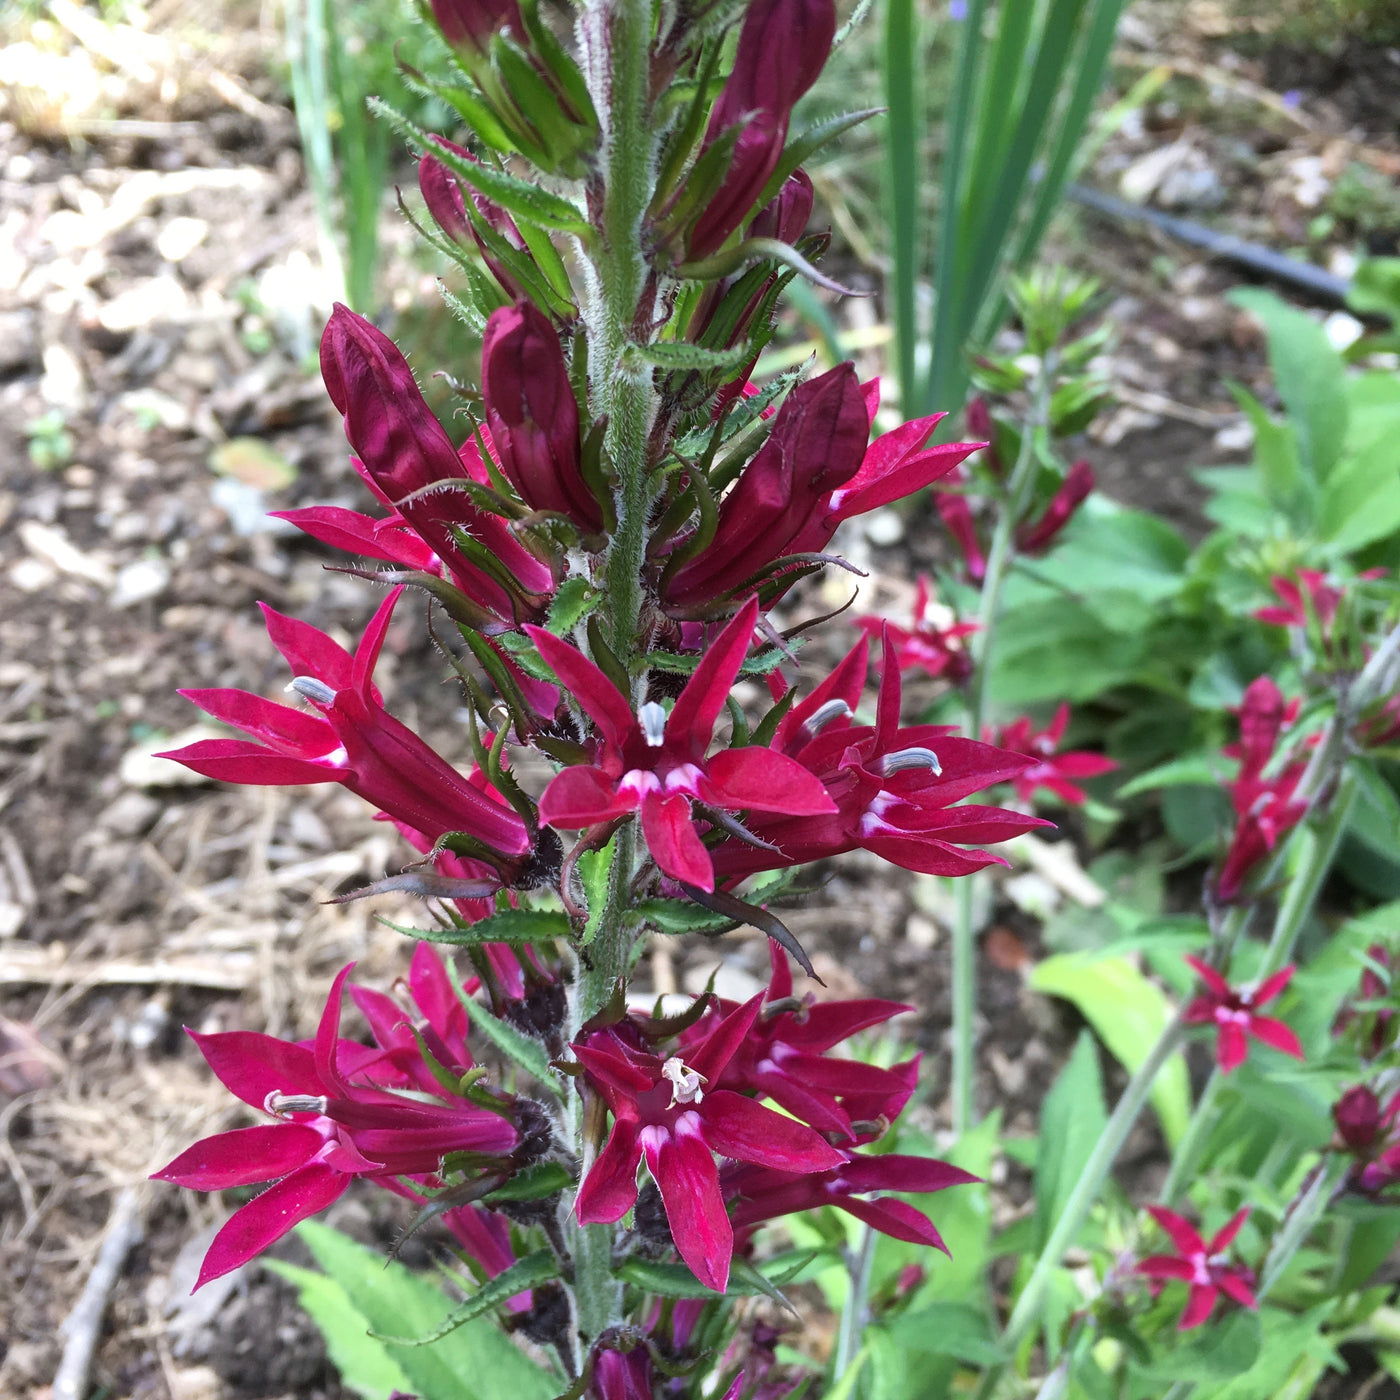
1347;256;1400;324
482;1160;572;1204
577;835;617;945
372;101;591;235
261;1260;411;1400
1318;431;1400;552
1133;1308;1262;1385
617;1257;793;1301
1230;287;1348;482
629;897;735;934
444;957;560;1093
1034;1032;1107;1252
881;1301;1005;1366
295;1222;558;1400
371;1251;558;1346
380;908;571;947
1229;381;1307;521
546;576;598;634
1116;752;1225;800
631;340;752;373
1029;953;1190;1144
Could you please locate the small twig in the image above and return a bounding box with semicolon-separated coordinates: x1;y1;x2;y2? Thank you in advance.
52;1187;145;1400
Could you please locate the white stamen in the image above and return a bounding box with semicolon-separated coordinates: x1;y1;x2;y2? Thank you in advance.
804;699;852;735
289;676;337;706
639;701;668;747
878;746;942;776
266;1091;329;1116
661;1056;707;1107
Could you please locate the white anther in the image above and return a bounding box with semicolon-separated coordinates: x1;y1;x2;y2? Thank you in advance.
265;1091;329;1116
639;701;668;748
804;699;852;735
878;746;942;776
289;676;337;706
661;1056;707;1107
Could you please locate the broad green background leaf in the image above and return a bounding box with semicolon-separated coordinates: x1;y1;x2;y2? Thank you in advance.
295;1223;558;1400
262;1260;411;1400
1034;1032;1107;1251
1029;954;1190;1143
1230;288;1348;482
1131;1308;1262;1387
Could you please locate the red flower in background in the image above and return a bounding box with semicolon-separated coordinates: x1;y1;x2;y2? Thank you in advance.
1015;460;1094;553
1137;1206;1257;1329
573;994;844;1291
159;588;532;863
1215;676;1309;902
989;702;1117;807
1183;957;1304;1073
529;597;835;892
857;575;978;685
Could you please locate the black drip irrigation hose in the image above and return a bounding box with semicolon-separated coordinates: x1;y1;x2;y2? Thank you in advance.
1067;182;1354;304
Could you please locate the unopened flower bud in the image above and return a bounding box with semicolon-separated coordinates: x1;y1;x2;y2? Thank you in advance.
749;169;814;245
429;0;522;56
1016;460;1094;554
481;302;601;530
1335;1085;1382;1152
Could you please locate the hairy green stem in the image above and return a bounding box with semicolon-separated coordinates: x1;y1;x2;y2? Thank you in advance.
569;0;657;1339
951;359;1053;1135
975;1016;1187;1399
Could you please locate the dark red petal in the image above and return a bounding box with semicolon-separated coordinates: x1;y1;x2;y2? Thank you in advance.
315;965;357;1096
1185;955;1231;998
839;1194;948;1252
1144;1205;1206;1257
539;766;639;828
700;1090;844;1171
1247;1014;1303;1059
689;996;764;1085
703;746;836;816
1179;1283;1218;1330
351;587;404;696
1136;1255;1195;1281
640;792;715;891
575;1119;643;1224
177;689;333;754
1215;1270;1258;1310
523;626;634;756
838;1154;981;1195
259;603;355;690
194;1163;346;1289
1216;1020;1250;1073
188;1028;324;1108
669;597;760;758
1209;1207;1251;1253
153;1124;323;1189
156;741;339;788
645;1120;732;1292
1252;966;1295;1007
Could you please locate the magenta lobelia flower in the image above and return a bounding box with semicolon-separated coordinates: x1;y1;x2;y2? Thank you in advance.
159;587;532;864
1332;1085;1400;1193
1136;1205;1257;1329
989;702;1117;808
712;631;1051;882
857;575;978;685
1182;956;1304;1073
683;940;917;1140
528;596;835;891
573;994;844;1291
1215;676;1309;903
153;960;520;1288
726;1150;980;1252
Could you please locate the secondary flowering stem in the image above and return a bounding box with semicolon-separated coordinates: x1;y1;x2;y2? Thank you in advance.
977;1012;1188;1399
951;355;1054;1135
